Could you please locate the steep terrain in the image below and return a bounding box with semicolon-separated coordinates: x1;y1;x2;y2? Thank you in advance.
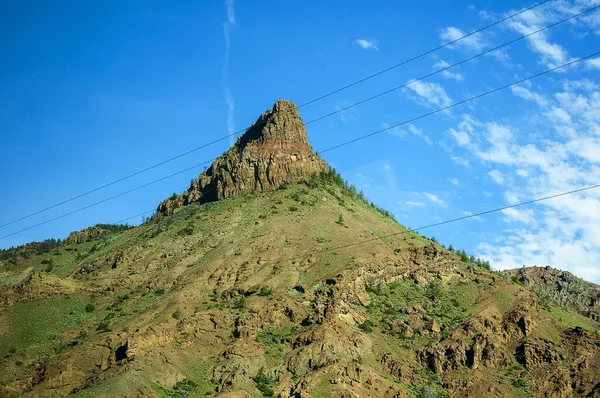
1;100;599;397
157;100;327;215
503;266;600;322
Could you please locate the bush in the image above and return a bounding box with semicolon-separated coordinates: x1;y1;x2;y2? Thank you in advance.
253;367;275;397
172;309;181;320
258;286;274;297
85;304;96;313
96;320;110;332
358;320;374;333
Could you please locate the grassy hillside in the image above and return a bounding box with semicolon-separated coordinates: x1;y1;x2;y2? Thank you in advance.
1;172;599;397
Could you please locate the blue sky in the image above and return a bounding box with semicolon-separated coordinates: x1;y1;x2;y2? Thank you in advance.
1;0;600;282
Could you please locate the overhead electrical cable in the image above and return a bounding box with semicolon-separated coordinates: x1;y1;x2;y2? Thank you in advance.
0;0;558;230
1;50;598;241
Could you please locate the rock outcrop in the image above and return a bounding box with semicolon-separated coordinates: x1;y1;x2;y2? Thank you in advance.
503;266;600;321
157;100;327;215
66;227;109;245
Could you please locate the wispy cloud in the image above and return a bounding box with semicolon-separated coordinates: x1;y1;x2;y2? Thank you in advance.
223;0;236;145
354;38;378;50
448;177;459;186
335;101;360;124
433;60;464;81
405;80;452;108
586;57;600;70
224;85;235;144
424;193;447;207
404;201;426;207
439;27;488;52
383;122;432;145
488;169;504;184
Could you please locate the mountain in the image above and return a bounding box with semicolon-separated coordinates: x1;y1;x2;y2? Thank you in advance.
1;100;599;397
157;100;327;215
502;266;600;322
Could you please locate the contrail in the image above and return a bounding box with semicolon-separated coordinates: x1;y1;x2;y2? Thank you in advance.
223;0;236;145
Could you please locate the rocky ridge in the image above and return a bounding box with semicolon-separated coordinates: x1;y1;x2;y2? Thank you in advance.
503;266;600;321
157;100;328;215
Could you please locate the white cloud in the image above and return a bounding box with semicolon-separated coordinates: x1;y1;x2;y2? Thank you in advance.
462;210;483;222
383;164;392;171
448;177;459;186
505;10;571;67
439;26;488;52
501;208;535;224
407;124;432;145
451;155;469;167
488;169;504;184
405;201;426;207
585;57;600;70
424;193;447;207
449;128;471;146
511;86;548;107
433;60;464;81
354;38;378;51
406;80;452;108
448;77;600;282
384;123;432;144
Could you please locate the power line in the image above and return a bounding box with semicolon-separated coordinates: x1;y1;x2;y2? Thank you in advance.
277;183;600;264
0;0;555;231
305;3;600;128
297;0;554;108
1;50;597;241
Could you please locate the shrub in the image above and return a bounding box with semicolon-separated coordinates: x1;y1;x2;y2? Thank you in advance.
253;367;274;397
230;297;246;310
172;309;181;320
177;225;194;236
358;320;374;333
96;320;110;332
85;304;96;313
258;286;274;297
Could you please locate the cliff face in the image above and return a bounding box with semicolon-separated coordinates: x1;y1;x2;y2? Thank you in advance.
157;100;327;215
503;266;600;321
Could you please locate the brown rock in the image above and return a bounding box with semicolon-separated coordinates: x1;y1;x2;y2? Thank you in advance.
156;100;327;215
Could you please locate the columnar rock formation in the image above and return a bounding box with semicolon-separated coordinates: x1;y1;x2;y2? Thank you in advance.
157;100;327;215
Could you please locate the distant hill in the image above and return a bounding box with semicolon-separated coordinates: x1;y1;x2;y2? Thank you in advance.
502;266;600;322
1;100;599;397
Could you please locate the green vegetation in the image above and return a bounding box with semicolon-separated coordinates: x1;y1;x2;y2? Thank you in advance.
543;302;599;331
258;286;274;297
0;295;91;357
495;291;514;313
505;365;532;397
253;367;275;397
256;326;297;347
364;279;477;338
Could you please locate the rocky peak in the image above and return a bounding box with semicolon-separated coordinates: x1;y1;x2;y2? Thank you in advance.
157;100;327;215
235;100;310;150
